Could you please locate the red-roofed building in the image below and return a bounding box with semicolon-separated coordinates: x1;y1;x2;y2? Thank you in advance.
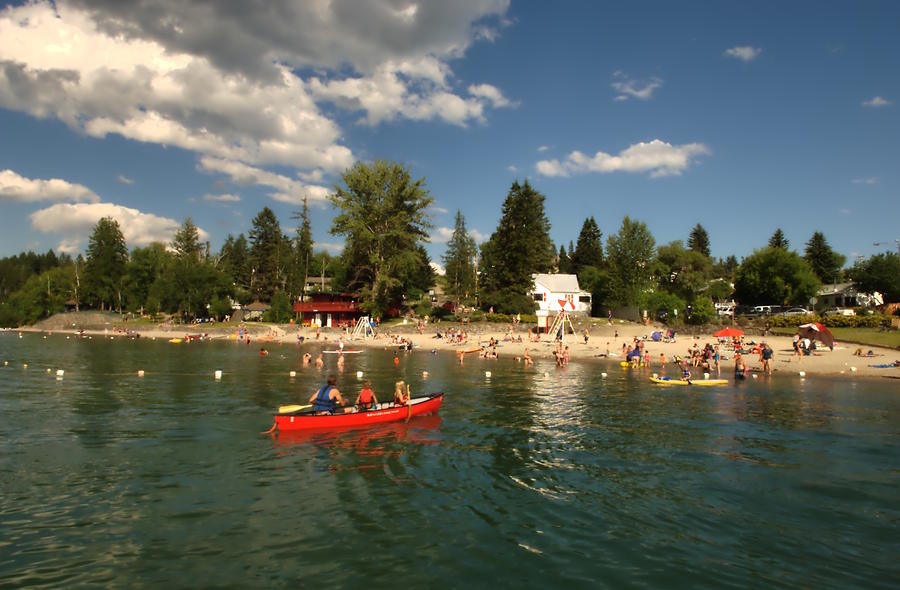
293;293;363;328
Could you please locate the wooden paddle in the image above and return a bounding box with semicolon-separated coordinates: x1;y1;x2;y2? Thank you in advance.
277;403;311;413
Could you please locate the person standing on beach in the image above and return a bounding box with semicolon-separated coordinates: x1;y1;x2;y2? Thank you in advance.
583;328;589;344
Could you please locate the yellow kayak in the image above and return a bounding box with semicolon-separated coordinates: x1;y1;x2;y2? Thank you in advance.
650;377;728;386
620;361;646;367
169;338;182;343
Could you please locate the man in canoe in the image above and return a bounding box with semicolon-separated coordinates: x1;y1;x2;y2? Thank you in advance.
309;375;346;414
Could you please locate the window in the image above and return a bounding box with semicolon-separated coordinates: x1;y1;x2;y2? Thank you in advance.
578;295;591;303
533;293;544;302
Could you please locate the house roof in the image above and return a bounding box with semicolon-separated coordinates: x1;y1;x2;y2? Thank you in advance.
533;273;581;293
244;300;270;311
817;283;856;296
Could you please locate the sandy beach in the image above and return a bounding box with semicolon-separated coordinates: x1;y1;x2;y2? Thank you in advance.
17;317;900;382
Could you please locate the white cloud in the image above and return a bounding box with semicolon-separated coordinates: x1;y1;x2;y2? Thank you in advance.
611;72;662;101
862;96;892;108
430;261;446;276
537;145;550;152
430;226;487;244
839;208;852;215
197;156;330;204
468;83;516;108
117;174;135;185
852;177;878;185
203;193;241;202
57;238;80;254
470;229;488;243
536;139;710;178
431;205;449;214
724;46;762;62
507;165;518;172
30;202;208;247
0;169;100;203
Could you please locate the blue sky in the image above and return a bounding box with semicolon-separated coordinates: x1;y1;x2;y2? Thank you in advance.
0;0;897;269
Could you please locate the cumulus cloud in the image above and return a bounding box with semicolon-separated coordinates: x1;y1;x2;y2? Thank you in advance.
319;241;345;254
203;193;241;202
537;145;550;152
536;139;710;178
197;156;330;204
430;226;487;243
852;177;878;185
862;96;891;108
57;238;81;254
468;83;516;108
117;174;135;185
724;46;762;62
430;261;446;276
30;201;208;247
0;169;100;203
611;71;662;101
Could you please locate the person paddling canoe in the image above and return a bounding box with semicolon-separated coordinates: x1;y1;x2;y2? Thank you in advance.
309;374;346;414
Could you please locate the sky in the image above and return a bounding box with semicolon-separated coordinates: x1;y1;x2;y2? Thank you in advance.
0;0;897;270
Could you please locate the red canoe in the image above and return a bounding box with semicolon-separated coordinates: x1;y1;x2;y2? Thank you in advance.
273;393;444;432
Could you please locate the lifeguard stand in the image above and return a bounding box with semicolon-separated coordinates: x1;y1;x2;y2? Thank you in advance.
546;310;576;342
350;316;376;340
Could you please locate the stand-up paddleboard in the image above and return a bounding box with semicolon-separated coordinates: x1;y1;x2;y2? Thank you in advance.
322;349;362;354
650;376;728;386
457;346;483;355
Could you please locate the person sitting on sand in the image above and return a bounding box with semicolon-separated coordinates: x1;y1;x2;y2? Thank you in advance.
309;374;345;414
355;380;378;410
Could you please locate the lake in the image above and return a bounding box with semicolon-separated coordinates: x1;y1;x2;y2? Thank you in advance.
1;332;898;588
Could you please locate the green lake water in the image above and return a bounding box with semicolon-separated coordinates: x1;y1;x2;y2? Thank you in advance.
1;332;898;588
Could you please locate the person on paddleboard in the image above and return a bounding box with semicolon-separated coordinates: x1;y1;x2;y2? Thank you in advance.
355;380;378;410
309;374;346;414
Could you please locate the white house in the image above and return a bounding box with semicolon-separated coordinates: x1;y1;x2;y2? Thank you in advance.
530;274;592;314
816;283;883;309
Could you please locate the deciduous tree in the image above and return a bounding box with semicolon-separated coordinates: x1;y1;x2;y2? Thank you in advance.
606;216;656;306
734;247;820;306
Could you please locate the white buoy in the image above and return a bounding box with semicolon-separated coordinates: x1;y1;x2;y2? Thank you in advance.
544;372;550;378
214;370;223;380
422;371;429;379
3;360;7;366
799;371;806;377
850;366;857;372
601;372;607;378
752;374;758;379
46;368;51;373
704;373;710;380
56;369;64;377
137;370;145;377
289;370;297;377
23;363;28;368
43;336;47;339
66;336;70;340
485;371;491;378
356;370;363;378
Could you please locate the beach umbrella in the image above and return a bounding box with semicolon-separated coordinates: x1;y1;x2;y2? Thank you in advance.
713;327;744;338
797;322;834;350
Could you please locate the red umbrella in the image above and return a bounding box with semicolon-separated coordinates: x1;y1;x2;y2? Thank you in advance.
798;322;835;350
714;327;744;338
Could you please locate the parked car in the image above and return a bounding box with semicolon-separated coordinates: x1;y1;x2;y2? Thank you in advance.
823;308;856;317
782;307;812;316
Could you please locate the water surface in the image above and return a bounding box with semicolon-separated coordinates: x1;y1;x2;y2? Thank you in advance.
1;333;898;588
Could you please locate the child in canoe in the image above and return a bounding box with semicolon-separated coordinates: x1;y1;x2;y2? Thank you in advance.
355;380;378;410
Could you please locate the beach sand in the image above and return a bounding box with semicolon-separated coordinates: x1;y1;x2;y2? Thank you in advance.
17;318;900;382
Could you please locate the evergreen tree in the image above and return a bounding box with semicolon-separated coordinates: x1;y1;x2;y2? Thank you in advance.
606;216;656;306
248;207;286;301
479;180;554;312
84;216;128;311
557;244;572;273
571;216;603;274
768;228;790;250
123;243;170;313
172;217;203;261
292;197;314;299
441;210;477;305
804;231;846;284
329;160;433;316
687;223;711;257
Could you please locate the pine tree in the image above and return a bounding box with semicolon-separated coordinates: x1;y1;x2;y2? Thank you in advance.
571;216;603;274
441;210;477;305
687;223;711;257
84;216;128;311
769;228;790;250
804;231;846;284
291;197;314;299
248;207;286;301
557;244;571;273
479;180;554;312
172;217;203;261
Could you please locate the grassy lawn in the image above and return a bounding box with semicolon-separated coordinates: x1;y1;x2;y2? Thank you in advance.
772;326;900;349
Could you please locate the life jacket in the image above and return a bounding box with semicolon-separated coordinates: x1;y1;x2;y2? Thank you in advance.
358;388;374;408
313;385;336;413
682;369;691;380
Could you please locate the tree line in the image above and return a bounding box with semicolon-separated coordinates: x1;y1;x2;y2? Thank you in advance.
1;160;898;327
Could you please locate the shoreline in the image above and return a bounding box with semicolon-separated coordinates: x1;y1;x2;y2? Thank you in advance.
13;319;900;384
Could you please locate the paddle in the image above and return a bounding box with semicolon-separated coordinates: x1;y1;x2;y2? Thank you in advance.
406;383;412;423
277;404;311;413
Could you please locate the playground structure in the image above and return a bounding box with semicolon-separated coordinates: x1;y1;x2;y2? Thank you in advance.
350;316;376;340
